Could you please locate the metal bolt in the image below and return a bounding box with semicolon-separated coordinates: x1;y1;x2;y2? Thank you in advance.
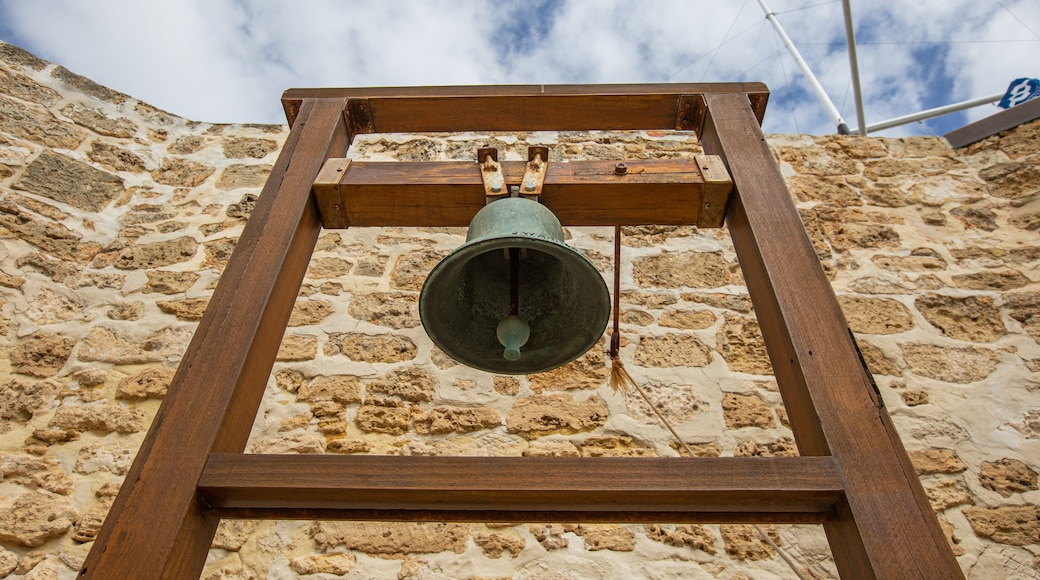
614;163;627;175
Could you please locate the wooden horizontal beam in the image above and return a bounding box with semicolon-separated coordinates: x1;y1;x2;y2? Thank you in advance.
312;157;732;228
281;84;769;131
198;454;842;523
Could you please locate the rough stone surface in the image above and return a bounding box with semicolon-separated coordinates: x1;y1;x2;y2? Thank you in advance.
348;292;418;329
114;236;198;269
962;506;1040;546
979;458;1038;497
716;315;772;375
216;164;271;190
633;251;732;289
144;270;199;294
908;448;968;475
116;367;175;399
915;294;1006;342
645;524;717;554
720;524;778;561
331;333;417;363
722;393;777;429
838;295;914;334
10;334;75;377
474;531;525;558
506;394;609;438
289;553;356;575
49;405;143;434
310;522;469;554
14;150;124;212
901;343;1001;383
414;406;500;434
634;334;712;368
151;158;215;187
0;491;75;547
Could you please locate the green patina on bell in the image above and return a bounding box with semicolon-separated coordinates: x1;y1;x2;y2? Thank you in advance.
419;197;610;374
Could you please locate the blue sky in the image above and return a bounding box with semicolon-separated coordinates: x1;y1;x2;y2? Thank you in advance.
0;0;1037;136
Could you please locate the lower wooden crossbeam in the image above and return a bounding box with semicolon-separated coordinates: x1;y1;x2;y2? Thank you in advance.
198;454;842;524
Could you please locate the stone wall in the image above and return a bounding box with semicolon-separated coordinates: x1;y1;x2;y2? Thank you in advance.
0;41;1036;579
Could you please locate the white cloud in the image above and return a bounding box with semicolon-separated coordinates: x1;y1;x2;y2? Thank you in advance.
1;0;1037;135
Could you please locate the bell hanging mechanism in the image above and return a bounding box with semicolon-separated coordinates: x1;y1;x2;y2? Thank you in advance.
419;147;611;374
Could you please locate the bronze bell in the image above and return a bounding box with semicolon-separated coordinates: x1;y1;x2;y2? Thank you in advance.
419;197;610;374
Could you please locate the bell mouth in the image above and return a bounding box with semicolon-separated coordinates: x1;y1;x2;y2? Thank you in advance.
419;233;610;375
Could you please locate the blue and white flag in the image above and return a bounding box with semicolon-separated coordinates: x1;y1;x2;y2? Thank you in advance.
998;78;1040;109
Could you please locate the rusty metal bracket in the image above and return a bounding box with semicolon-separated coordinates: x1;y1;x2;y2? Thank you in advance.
478;148;507;203
676;94;707;136
519;146;549;200
346;99;375;137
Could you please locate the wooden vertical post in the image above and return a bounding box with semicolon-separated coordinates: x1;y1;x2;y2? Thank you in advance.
79;97;350;580
700;92;963;579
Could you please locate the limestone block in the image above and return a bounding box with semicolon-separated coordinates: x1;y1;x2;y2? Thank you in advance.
871;251;947;272
578;436;656;457
838;295;914;335
901;343;1001;383
908;448;967;475
216;164;272;190
0;379;59;426
680;292;752;313
107;301;143;321
902;390;929;406
297;375;361;404
0;95;84;148
14;150;123;212
925;478;973;511
950;205;998;231
116;367;175;400
51;65;127;103
60;104;136;138
821;221;900;252
659;310;715;330
88;141;147;173
915;294;1005;342
735;438;798;457
72;495;114;543
329;333;417;363
634;334;712;368
528;524;568;550
715;316;771;375
633;251;731;289
223;137;277;159
79;326;162;364
114;236;198;269
144;270;199;294
73;444;132;475
49;404;144;434
414;406;500;435
310;522;469;554
289;553;356;575
275;334;317;362
1004;291;1040;340
779;144;860;176
623;382;706;426
978;160;1040;199
348;292;418;329
622;290;678;308
0;548;14;576
937;516;964;556
306;256;352;279
10;334;75;377
250;432;325;454
962;506;1040;546
979;459;1039;497
506;393;608;439
720;524;778;560
0;67;58;104
390;248;448;291
366;369;435;402
274;368;305;393
788;175;862;206
567;525;635;551
167;136;205;154
355;399;411;435
157;297;209;321
0;490;76;547
722;393;777;429
474;531;525;558
327;439;372;454
523;440;580;457
952;269;1029;291
225;193;256;220
528;347;607;392
0;452;72;495
118;204;175;226
493;376;519;395
285;299;333;327
150;158;215;187
644;524;717;554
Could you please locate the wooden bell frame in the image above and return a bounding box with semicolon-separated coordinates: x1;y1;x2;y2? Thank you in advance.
81;85;963;579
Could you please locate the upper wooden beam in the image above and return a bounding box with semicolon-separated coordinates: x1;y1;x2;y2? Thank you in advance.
281;84;769;133
199;454;842;524
311;156;733;228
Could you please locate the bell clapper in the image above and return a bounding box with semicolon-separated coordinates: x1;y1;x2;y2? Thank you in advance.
497;247;529;361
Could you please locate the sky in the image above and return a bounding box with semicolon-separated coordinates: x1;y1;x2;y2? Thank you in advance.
0;0;1037;136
